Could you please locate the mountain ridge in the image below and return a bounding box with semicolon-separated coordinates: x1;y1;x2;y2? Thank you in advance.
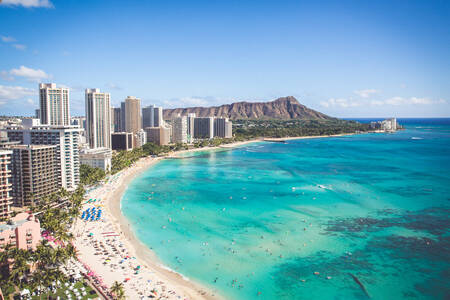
163;96;333;120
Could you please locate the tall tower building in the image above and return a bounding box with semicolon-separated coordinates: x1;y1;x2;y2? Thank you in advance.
153;106;163;127
85;88;111;149
173;116;188;143
39;83;70;126
120;102;126;132
125;96;141;133
0;149;12;219
111;107;121;132
142;105;155;128
194;117;214;139
187;113;196;143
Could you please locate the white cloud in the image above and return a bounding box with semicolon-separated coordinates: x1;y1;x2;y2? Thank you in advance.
354;89;378;98
0;0;53;8
320;98;361;108
106;83;122;90
12;44;26;50
0;85;36;104
0;71;14;81
370;100;384;106
178;97;210;106
0;36;16;43
9;66;49;82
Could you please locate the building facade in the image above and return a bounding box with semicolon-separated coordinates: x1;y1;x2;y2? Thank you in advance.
135;129;147;148
187;113;196;143
39;83;70;126
194;117;214;139
0;150;12;219
145;127;170;145
80;147;112;171
172;116;188;143
125;96;141;134
153;106;164;127
85;88;111;149
111;132;134;151
6;145;58;208
5;126;82;191
0;213;41;251
142;105;155;128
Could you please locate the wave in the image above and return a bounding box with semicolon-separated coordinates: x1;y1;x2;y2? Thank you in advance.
411;137;423;140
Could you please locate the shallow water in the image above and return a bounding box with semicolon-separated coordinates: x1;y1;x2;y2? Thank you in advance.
122;119;450;300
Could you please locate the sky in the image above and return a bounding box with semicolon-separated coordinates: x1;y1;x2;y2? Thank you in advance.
0;0;449;118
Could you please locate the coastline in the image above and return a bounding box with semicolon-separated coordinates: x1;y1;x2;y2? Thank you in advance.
72;132;378;299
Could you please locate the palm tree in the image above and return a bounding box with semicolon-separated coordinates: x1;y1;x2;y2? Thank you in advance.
110;281;125;299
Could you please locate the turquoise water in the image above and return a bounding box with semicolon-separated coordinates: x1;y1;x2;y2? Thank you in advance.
122;119;450;300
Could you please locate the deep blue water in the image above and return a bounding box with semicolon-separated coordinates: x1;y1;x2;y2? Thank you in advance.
122;119;450;300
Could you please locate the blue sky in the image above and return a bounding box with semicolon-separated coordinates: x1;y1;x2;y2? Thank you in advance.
0;0;449;117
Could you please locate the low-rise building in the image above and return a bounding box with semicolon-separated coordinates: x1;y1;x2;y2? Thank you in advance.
80;147;112;171
0;212;41;251
111;132;134;151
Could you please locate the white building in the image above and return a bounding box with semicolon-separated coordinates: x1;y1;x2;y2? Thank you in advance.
153;106;164;127
21;118;40;129
39;83;70;126
172;116;188;143
4;125;82;191
85;88;111;149
135;129;147;148
80;147;112;172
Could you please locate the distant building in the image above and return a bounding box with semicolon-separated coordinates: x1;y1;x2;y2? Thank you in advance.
153;106;164;127
34;109;40;119
225;120;233;138
172;116;188;143
120;102;126;133
0;213;41;251
5;145;58;208
112;107;122;132
142;105;155;129
125;96;141;134
5;125;82;191
0;149;12;219
39;83;70;126
80;147;112;171
71;116;86;131
187;113;195;143
194;117;214;139
145;127;170;145
85;88;111;149
22;118;40;129
111;132;134;151
135;129;147;148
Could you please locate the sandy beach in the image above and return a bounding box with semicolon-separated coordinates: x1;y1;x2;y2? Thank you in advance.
71;140;261;299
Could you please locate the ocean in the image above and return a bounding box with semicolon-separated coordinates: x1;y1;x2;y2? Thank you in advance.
121;118;450;300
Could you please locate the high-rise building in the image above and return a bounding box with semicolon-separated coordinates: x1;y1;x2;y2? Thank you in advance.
5;145;58;207
153;106;163;127
142;105;155;128
111;132;134;151
112;107;121;132
187;113;196;143
39;83;70;126
145;127;170;145
194;117;214;139
85;88;111;149
172;116;188;143
5;125;82;191
0;149;12;219
120;102;126;132
124;96;141;133
225;120;233;138
35;109;40;119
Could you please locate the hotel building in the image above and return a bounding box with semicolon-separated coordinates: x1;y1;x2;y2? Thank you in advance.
111;132;134;151
194;117;214;139
145;127;170;146
85;88;111;149
124;96;142;134
187;113;196;143
172;116;188;143
0;150;12;219
80;147;112;172
39;83;70;126
5;145;58;207
0;213;41;251
5;126;82;191
142;105;155;128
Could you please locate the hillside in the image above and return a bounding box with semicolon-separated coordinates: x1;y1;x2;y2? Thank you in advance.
163;96;333;120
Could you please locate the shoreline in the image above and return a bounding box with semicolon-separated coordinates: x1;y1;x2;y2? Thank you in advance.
72;132;379;299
